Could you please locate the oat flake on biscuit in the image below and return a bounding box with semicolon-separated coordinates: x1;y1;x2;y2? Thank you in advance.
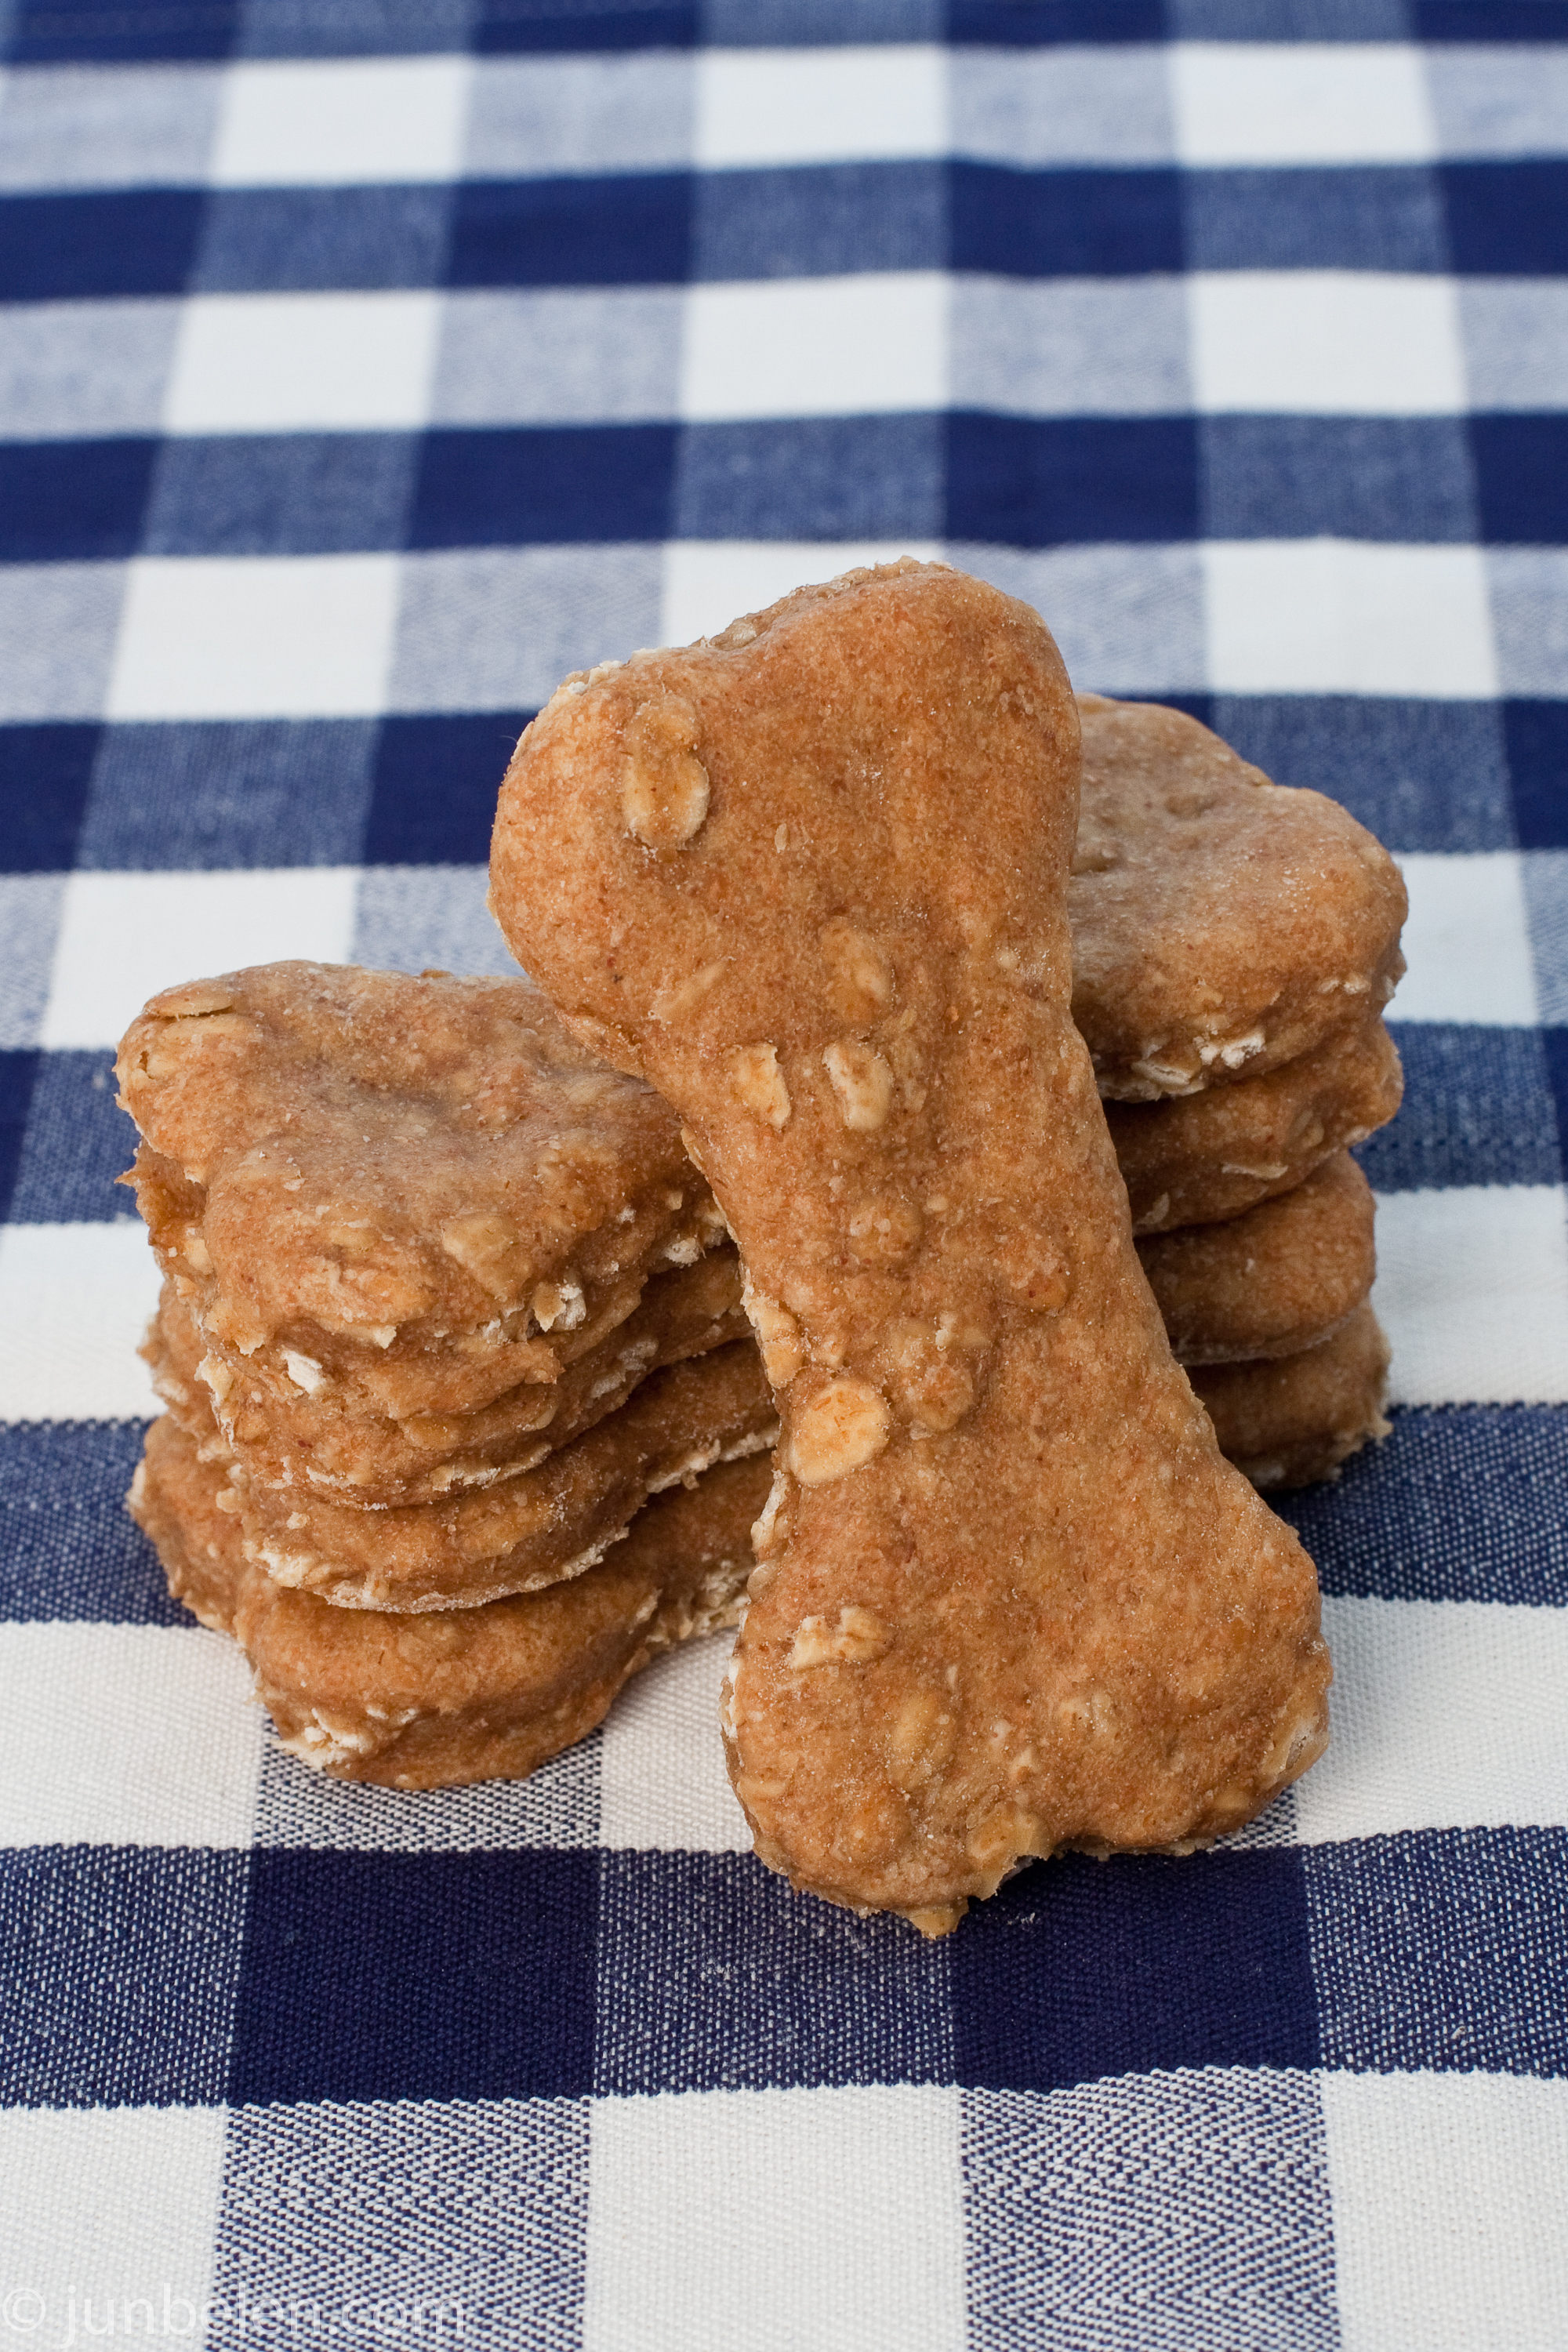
490;558;1332;1934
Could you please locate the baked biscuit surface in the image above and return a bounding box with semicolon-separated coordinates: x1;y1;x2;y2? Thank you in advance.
1072;696;1407;1100
491;561;1330;1933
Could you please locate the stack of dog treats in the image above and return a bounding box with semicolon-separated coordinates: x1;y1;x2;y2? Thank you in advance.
121;685;1405;1795
1074;694;1406;1491
122;965;778;1788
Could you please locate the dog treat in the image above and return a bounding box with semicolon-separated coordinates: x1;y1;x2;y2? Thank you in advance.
489;559;1330;1933
1191;1304;1392;1490
173;1338;776;1613
134;1409;770;1788
117;964;726;1425
1071;696;1406;1102
1109;1014;1403;1234
151;1247;747;1504
1137;1151;1375;1366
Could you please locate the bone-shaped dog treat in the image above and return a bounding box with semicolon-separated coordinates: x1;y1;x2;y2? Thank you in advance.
490;561;1330;1933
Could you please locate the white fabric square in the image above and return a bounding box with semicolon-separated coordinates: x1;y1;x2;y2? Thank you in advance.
210;54;472;187
0;2105;227;2333
1323;2072;1568;2352
0;875;65;1050
1460;281;1568;411
0;297;182;440
253;1726;599;1852
1374;1184;1568;1406
1427;43;1568;161
0;561;126;722
1488;549;1568;699
1297;1596;1568;1846
1524;848;1568;1025
962;543;1207;697
432;289;683;426
1170;42;1437;166
694;44;946;169
597;1632;749;1853
0;1221;161;1421
107;555;400;720
390;546;663;714
163;291;440;434
681;272;946;423
1201;542;1497;698
1392;851;1539;1025
1189;270;1465;416
0;63;221;191
953;45;1174;166
954;276;1190;418
41;866;358;1051
465;53;693;178
585;2085;965;2352
662;540;942;648
0;1624;262;1849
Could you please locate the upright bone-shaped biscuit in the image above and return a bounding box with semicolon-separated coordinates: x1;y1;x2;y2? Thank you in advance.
491;561;1330;1932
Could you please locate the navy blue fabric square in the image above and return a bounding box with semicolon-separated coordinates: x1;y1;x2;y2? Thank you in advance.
1356;1023;1561;1194
0;1847;248;2106
952;0;1163;37
953;164;1183;278
1174;0;1407;28
1200;416;1476;545
1541;1029;1568;1201
0;1049;38;1224
8;1049;138;1225
0;437;158;564
724;0;940;37
237;0;478;53
0;191;205;301
228;1851;597;2105
366;713;529;866
0;725;100;873
1306;1828;1568;2076
1472;414;1568;546
949;416;1199;546
1185;167;1447;273
448;176;690;289
475;0;698;47
1441;164;1568;277
676;416;944;540
953;1849;1320;2092
595;1851;953;2095
80;720;378;870
2;0;240;59
411;425;677;546
1277;1405;1568;1610
693;162;945;281
194;186;452;293
1210;695;1514;854
0;1420;184;1625
143;432;419;557
1417;0;1568;33
1505;701;1568;850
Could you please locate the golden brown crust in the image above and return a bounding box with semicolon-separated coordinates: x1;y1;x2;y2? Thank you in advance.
1071;697;1407;1102
490;559;1330;1933
1137;1151;1375;1366
116;964;724;1416
1108;1015;1403;1233
1191;1304;1392;1491
132;1410;770;1788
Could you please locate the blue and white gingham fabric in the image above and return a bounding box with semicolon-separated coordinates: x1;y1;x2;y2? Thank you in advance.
2;3;1566;2345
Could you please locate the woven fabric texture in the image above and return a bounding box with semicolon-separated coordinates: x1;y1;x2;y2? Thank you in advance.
1;4;1566;2347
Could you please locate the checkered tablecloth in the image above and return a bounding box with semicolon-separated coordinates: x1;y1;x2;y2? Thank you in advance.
2;2;1566;2345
